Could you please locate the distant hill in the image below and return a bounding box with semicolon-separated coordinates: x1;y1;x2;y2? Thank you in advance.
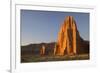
21;40;89;56
21;42;56;56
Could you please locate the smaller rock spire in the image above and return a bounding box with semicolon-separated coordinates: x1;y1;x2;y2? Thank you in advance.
40;45;45;56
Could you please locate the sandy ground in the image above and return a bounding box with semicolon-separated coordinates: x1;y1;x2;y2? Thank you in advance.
21;54;89;63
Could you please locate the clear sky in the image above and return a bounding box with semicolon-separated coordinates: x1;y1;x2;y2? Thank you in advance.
21;10;89;46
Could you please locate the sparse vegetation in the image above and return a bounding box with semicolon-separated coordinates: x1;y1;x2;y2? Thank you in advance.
21;54;89;63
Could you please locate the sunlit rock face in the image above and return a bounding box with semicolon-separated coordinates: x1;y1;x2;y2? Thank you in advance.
55;16;81;56
40;45;45;55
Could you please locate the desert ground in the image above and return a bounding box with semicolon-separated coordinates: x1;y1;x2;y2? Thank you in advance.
21;54;89;63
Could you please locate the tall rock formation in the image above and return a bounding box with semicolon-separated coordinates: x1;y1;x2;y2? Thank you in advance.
55;16;81;56
40;45;45;56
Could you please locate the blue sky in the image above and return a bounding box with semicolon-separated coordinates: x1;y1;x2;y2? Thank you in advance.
21;10;89;46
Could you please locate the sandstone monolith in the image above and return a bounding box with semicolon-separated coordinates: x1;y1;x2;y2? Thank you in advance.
55;16;80;56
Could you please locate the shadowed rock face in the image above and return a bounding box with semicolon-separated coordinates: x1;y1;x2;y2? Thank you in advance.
54;16;89;56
